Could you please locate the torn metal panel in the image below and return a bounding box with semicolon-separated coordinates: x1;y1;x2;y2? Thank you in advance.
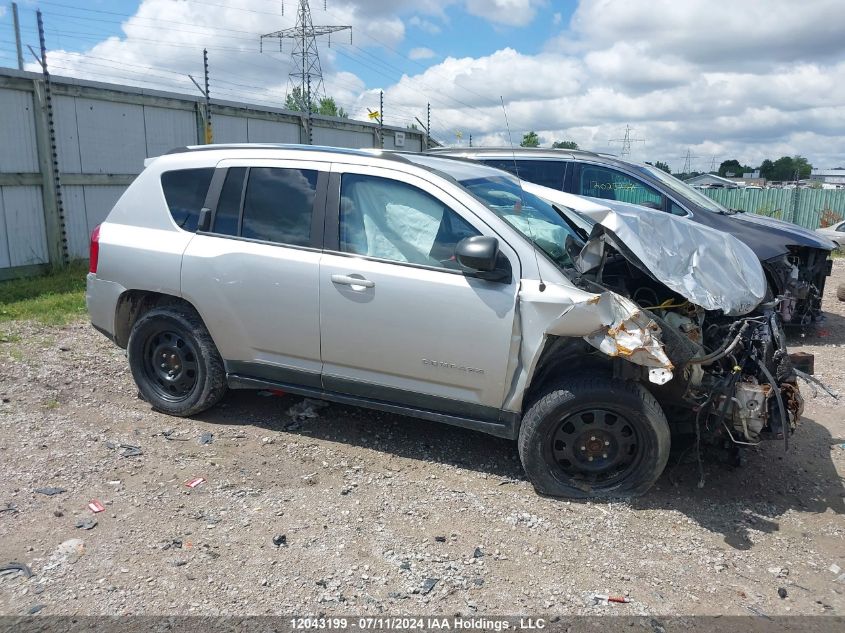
523;183;768;316
510;280;673;411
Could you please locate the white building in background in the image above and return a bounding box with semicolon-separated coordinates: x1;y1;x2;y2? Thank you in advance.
810;169;845;185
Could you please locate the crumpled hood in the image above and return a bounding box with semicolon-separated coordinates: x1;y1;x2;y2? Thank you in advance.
522;183;768;316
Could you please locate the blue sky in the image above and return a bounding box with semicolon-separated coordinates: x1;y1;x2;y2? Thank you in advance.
1;1;843;170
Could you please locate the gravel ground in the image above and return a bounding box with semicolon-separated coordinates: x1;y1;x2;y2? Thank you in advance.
0;262;843;618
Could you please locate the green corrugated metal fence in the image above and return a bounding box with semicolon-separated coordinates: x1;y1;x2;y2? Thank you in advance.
701;188;845;229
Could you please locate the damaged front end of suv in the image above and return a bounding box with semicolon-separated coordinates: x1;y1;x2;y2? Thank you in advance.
519;194;804;456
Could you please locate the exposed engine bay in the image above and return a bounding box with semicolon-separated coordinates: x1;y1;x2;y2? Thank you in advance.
765;246;833;325
576;247;804;450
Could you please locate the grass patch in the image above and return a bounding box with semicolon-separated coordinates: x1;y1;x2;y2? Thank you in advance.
0;263;88;325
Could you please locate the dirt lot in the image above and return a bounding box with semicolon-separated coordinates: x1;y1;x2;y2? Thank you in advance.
1;263;844;618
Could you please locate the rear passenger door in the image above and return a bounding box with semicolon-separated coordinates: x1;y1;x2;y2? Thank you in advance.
181;159;328;386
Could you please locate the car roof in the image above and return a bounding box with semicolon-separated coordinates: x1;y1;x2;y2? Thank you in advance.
427;146;616;161
165;143;410;162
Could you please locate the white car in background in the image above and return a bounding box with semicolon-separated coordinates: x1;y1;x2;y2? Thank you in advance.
816;220;845;249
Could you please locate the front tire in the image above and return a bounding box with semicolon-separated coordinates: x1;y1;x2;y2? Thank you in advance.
127;305;227;416
518;376;670;499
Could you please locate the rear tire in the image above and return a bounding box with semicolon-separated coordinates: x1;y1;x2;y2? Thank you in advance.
127;305;227;416
518;375;670;499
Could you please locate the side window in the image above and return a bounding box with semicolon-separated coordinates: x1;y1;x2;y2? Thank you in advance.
339;174;480;269
479;159;566;190
160;168;214;231
241;167;318;246
578;164;664;209
836;222;845;233
668;200;688;216
212;167;246;236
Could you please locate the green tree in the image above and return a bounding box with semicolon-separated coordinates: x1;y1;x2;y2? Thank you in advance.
520;131;540;147
759;158;775;180
284;88;348;118
768;155;813;181
551;140;578;149
646;160;671;173
316;96;348;118
718;159;752;178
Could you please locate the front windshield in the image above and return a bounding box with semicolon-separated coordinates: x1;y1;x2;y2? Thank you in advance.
458;175;582;268
638;163;732;214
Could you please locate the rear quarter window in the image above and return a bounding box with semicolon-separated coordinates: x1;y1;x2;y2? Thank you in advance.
160;168;215;231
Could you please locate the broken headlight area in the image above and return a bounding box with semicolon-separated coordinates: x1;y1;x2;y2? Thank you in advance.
574;253;801;449
765;247;832;325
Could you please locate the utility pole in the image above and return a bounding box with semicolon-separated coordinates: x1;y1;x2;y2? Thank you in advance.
12;2;24;70
202;49;212;144
33;9;68;266
307;73;313;145
608;124;644;158
469;134;472;148
710;155;717;173
188;49;213;144
379;90;384;148
426;102;431;150
260;0;351;110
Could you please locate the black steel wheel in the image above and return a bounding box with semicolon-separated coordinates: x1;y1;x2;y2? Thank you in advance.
141;329;199;402
127;305;227;416
519;375;670;498
545;408;643;487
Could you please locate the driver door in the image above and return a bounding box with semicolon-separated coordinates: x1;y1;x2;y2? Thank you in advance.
318;164;520;420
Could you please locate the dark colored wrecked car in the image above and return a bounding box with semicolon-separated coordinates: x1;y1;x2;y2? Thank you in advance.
428;148;836;325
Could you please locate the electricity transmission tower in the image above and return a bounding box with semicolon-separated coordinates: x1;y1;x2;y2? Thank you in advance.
608;124;645;158
682;148;700;175
260;0;351;109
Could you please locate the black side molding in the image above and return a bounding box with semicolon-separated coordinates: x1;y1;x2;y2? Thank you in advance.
226;373;519;440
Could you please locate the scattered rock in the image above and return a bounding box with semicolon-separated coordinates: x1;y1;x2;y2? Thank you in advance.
473;547;484;558
434;536;446;543
778;587;788;599
197;432;213;446
272;534;287;547
75;518;97;530
28;604;45;615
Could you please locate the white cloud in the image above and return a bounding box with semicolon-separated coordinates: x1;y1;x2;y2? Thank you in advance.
465;0;546;27
409;47;436;60
553;12;562;25
408;15;443;35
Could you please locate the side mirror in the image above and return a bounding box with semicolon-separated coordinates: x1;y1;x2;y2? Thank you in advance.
455;236;510;282
197;207;212;232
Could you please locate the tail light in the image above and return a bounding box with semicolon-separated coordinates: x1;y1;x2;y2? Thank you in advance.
89;225;101;274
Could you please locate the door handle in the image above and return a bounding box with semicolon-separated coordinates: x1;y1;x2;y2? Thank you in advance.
331;274;375;288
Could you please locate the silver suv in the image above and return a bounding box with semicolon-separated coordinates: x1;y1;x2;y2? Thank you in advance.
87;144;803;498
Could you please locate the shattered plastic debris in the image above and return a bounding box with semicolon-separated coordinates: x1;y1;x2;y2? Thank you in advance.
591;593;630;605
287;398;330;422
185;477;205;489
119;444;143;457
473;547;484;558
87;500;105;513
0;502;18;514
35;487;66;496
0;562;33;579
197;432;214;445
420;578;439;595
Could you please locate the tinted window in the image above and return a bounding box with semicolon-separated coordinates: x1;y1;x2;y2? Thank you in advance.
481;159;566;190
241;167;318;245
339;174;480;269
836;222;845;233
578;164;663;209
160;168;214;231
213;167;246;236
